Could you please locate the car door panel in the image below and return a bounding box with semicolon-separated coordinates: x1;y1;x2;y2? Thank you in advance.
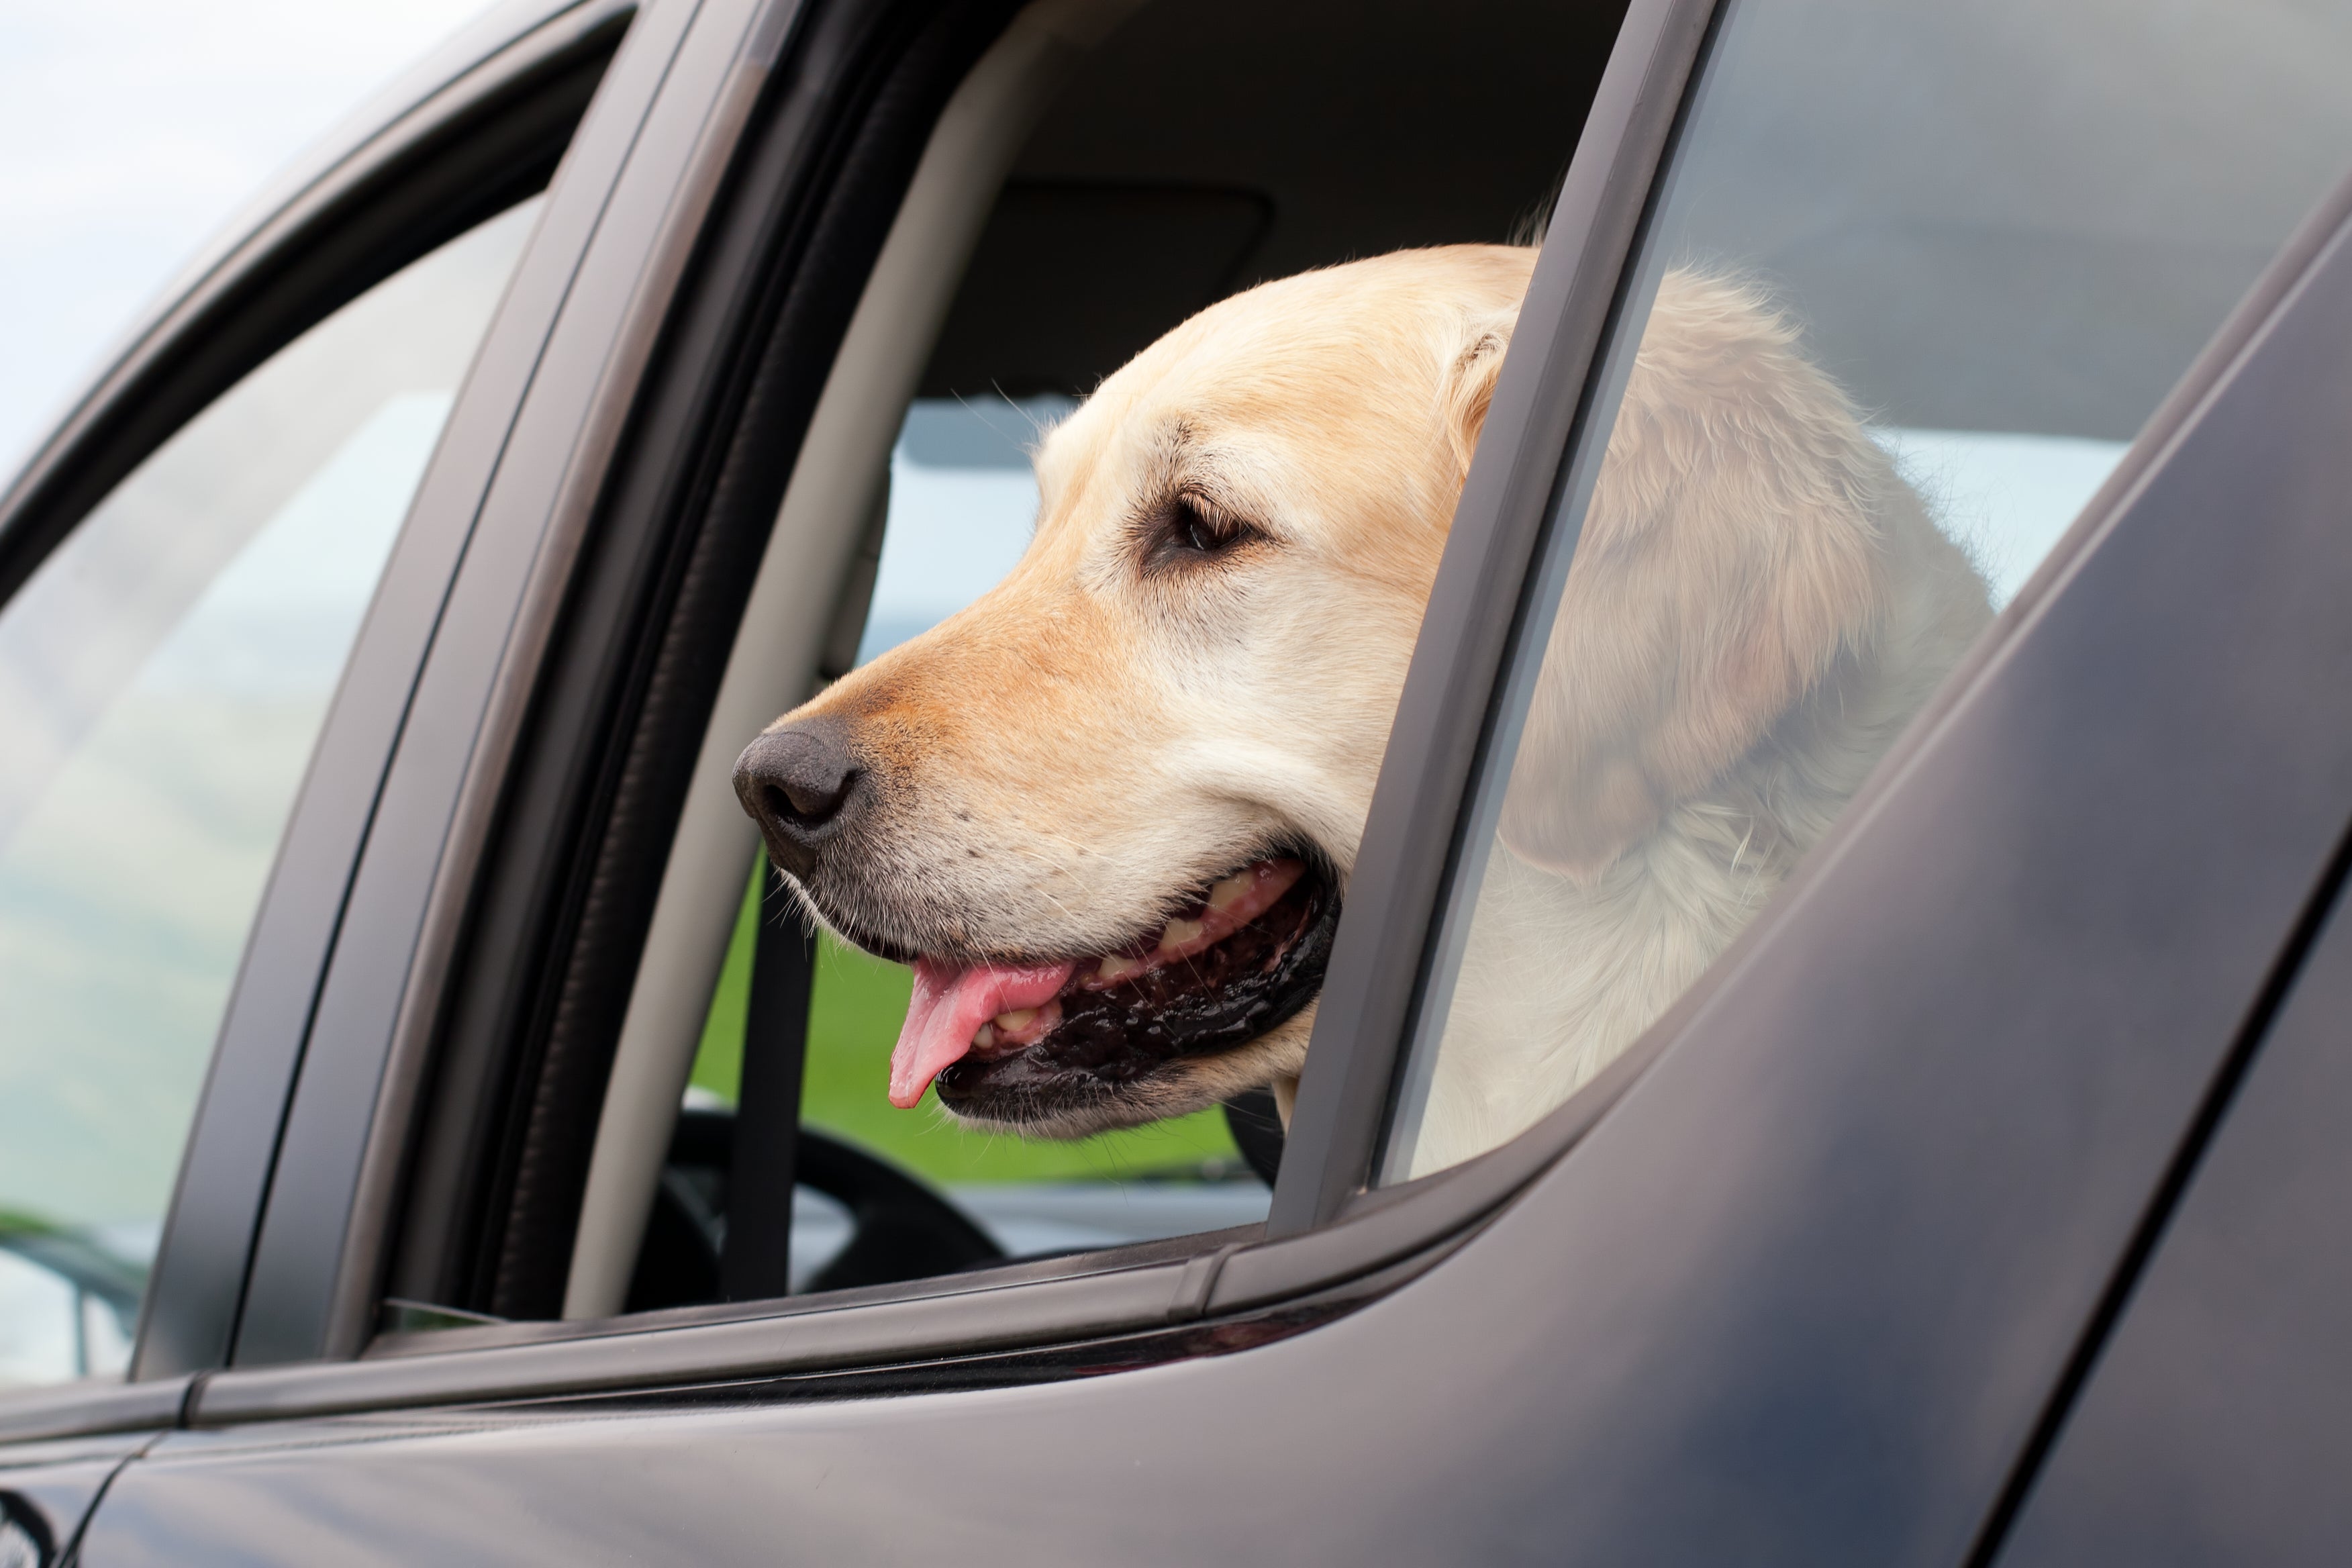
1992;839;2352;1564
0;1436;146;1568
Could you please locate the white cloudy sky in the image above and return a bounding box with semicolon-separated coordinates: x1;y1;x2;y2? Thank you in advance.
0;0;500;481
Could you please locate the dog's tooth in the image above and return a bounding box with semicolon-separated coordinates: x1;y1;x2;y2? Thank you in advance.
1206;872;1255;912
973;1022;997;1049
1159;916;1205;952
1096;953;1145;983
993;1008;1037;1032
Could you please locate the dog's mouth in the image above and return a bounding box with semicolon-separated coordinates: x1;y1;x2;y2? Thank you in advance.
886;855;1337;1122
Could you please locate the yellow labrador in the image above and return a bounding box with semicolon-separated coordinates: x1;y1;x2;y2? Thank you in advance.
736;246;1989;1163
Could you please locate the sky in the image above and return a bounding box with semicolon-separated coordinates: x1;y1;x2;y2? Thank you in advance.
0;0;500;483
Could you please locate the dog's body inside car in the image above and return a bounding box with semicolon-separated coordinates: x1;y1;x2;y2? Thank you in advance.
737;244;1992;1169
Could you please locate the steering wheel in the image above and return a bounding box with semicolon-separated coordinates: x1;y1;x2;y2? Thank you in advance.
1222;1087;1285;1185
625;1108;1003;1312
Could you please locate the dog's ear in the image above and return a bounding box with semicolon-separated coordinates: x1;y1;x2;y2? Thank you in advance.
1442;308;1518;481
1496;271;1890;880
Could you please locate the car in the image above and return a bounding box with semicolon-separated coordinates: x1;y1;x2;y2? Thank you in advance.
5;0;2352;1560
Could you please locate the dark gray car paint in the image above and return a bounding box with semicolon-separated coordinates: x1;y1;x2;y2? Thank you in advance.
1996;826;2352;1566
60;56;2352;1568
0;1435;144;1566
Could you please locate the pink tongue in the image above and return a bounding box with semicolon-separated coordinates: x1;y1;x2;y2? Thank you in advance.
889;957;1074;1108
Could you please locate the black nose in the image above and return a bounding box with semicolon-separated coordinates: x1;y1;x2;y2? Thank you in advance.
734;717;862;873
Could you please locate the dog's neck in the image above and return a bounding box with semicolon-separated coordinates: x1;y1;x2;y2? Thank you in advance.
1402;495;1991;1178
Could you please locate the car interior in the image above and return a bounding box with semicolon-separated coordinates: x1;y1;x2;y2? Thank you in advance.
369;0;1628;1335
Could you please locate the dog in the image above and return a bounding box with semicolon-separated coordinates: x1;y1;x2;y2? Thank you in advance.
736;244;1991;1176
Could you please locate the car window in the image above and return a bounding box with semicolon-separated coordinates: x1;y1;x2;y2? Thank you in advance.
566;0;1638;1324
0;197;539;1388
1377;0;2352;1181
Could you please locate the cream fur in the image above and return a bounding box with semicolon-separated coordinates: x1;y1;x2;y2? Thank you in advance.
1406;270;1991;1173
756;246;1990;1157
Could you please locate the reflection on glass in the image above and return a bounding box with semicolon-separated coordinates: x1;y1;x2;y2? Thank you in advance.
1381;0;2352;1181
0;1228;138;1385
0;198;540;1386
687;393;1272;1277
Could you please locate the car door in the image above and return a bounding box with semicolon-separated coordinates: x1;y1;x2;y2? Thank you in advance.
48;0;2352;1562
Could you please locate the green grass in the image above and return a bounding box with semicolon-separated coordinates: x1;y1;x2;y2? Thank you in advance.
689;858;1245;1185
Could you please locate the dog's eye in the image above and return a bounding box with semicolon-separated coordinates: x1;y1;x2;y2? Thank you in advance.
1163;495;1253;558
1177;499;1224;552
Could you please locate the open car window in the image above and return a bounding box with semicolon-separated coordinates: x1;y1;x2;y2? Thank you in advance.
1376;0;2352;1181
533;0;1629;1326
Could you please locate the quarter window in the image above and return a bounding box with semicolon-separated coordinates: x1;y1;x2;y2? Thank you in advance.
1379;0;2352;1180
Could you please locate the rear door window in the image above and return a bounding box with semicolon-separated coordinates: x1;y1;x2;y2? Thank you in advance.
0;197;540;1387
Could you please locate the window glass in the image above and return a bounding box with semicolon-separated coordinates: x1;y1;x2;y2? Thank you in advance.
1381;0;2352;1180
689;396;1269;1287
0;198;539;1386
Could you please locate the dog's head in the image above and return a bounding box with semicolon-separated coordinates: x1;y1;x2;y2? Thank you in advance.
736;252;1910;1138
734;246;1530;1135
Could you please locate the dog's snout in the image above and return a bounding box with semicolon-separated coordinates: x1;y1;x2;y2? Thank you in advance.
734;718;862;872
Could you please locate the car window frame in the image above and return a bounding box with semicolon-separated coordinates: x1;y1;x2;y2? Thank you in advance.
133;0;661;1391
162;0;1720;1421
366;0;1043;1345
1266;0;1724;1236
3;0;1757;1436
